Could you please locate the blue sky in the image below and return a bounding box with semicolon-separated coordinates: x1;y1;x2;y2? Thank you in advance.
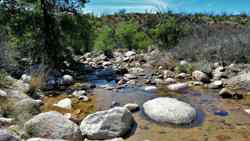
83;0;250;15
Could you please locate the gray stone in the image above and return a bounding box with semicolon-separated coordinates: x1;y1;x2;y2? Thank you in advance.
124;74;137;80
167;83;188;91
27;138;67;141
125;51;136;57
123;103;139;112
12;98;42;125
24;111;82;141
80;107;134;140
0;129;19;141
143;97;196;124
144;86;157;92
192;70;209;83
0;89;7;98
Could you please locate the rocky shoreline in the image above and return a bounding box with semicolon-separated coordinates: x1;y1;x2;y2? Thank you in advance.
1;49;250;141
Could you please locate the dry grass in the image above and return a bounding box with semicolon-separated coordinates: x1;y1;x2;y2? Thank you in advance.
29;67;49;94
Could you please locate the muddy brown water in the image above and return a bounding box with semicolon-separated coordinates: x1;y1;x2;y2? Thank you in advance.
42;81;250;141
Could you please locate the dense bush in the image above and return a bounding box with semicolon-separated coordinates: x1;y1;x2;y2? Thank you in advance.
94;25;116;56
115;21;152;50
150;16;192;49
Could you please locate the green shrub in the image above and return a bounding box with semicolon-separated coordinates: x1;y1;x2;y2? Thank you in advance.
150;17;191;49
94;25;116;56
0;70;10;88
115;21;152;50
175;64;194;74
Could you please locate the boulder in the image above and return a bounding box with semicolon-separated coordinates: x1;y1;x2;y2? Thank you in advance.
144;86;157;92
192;70;209;83
72;90;86;97
125;51;136;57
84;138;124;141
163;70;175;79
11;98;42;125
21;74;32;83
80;107;135;140
164;78;176;84
167;83;188;91
124;74;137;80
123;103;139;112
24;111;82;141
0;89;7;98
143;97;196;124
53;98;72;110
27;138;67;141
0;129;19;141
62;75;73;85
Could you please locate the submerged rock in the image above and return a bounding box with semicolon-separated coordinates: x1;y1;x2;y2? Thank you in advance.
53;98;72;110
24;111;82;141
208;80;223;89
143;97;196;124
80;107;135;140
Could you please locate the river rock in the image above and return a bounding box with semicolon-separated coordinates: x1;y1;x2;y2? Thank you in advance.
53;98;72;110
21;74;32;83
11;98;42;125
62;75;73;85
72;90;86;97
192;70;209;83
167;83;188;91
0;89;7;97
164;78;176;84
84;138;124;141
124;103;139;112
143;97;196;124
125;51;136;57
208;80;223;89
80;107;135;140
144;86;157;92
163;70;175;79
0;129;19;141
176;73;190;79
24;111;82;141
27;138;67;141
124;74;137;80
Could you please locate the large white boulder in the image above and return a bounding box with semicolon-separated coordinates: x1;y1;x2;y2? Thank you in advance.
143;97;196;124
80;107;134;140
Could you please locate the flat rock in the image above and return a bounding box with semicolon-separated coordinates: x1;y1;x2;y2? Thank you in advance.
143;97;196;124
53;98;72;110
80;107;134;140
